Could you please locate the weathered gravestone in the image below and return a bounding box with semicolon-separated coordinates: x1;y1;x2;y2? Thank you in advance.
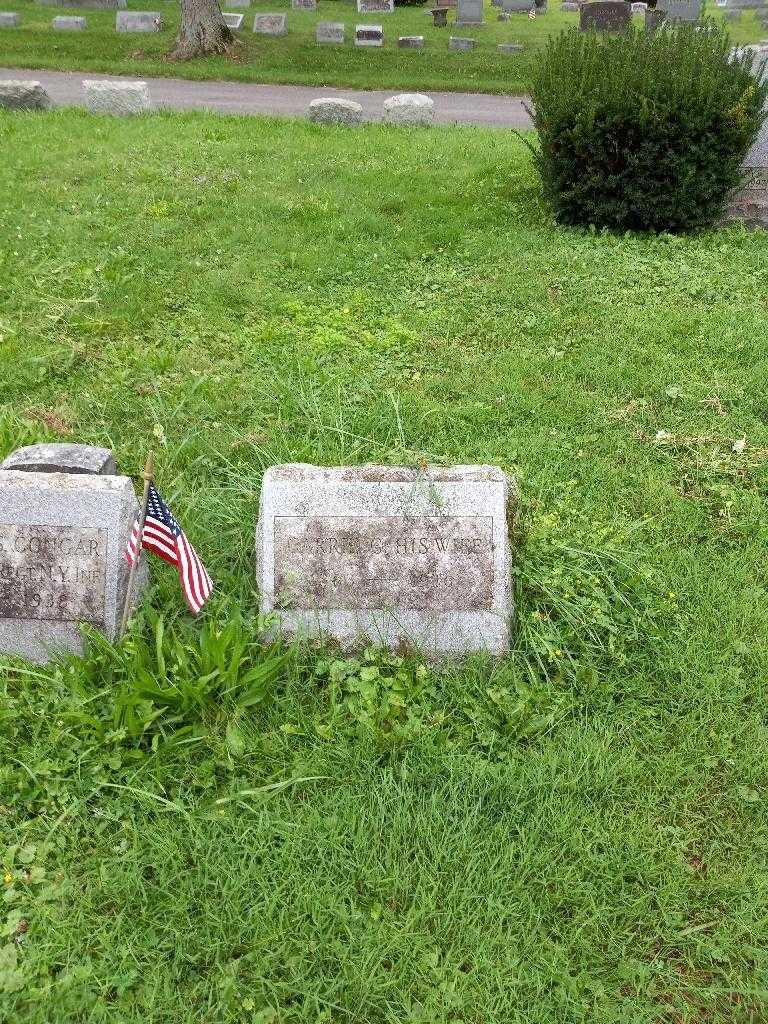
0;13;20;26
580;0;631;29
226;0;250;7
253;12;287;33
42;0;126;7
1;443;116;475
498;41;523;51
309;97;362;124
449;33;476;46
656;0;700;21
456;0;484;23
222;12;244;28
256;464;514;657
357;0;394;11
502;0;535;12
316;19;344;41
0;80;51;110
726;111;768;227
398;33;425;46
292;0;316;9
115;10;161;31
83;79;151;115
355;23;383;44
52;15;86;29
0;460;146;663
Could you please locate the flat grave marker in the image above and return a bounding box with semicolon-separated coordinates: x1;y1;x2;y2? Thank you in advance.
253;12;287;34
316;19;344;41
355;22;384;44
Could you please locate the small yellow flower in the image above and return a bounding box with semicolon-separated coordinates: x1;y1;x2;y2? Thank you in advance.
4;872;12;884
554;648;563;658
668;591;676;599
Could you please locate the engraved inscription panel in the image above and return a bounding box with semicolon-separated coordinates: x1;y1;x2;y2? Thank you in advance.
744;166;768;191
274;515;494;611
0;525;107;624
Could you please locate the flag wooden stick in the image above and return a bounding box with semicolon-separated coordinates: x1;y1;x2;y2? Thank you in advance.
119;451;154;639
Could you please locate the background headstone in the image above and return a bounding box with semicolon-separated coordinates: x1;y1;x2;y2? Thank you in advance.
0;13;20;26
256;465;514;658
357;0;394;11
52;15;86;29
225;0;250;7
726;112;768;227
0;471;147;663
449;33;476;47
253;12;287;33
355;23;384;44
580;0;631;29
1;444;116;475
0;80;51;110
115;10;161;31
502;0;534;11
657;0;700;21
292;0;316;9
456;0;484;23
41;0;126;6
222;12;244;28
316;19;344;41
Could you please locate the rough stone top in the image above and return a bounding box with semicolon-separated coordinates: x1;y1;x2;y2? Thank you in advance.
0;78;42;87
384;93;434;107
264;463;508;484
1;443;116;475
0;469;132;494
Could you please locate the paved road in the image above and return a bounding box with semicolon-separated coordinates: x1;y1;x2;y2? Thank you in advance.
0;66;533;127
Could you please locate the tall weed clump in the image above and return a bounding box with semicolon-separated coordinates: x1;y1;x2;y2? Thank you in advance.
528;24;768;232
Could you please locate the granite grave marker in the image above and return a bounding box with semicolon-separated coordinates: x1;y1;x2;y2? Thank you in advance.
256;464;514;657
580;0;631;29
253;12;287;34
0;461;146;663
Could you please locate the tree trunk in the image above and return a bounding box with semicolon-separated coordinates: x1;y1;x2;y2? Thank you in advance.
170;0;234;60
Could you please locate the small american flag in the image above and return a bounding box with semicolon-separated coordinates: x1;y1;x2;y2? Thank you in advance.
125;483;213;615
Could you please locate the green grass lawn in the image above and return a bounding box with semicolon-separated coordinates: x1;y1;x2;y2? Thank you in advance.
0;0;766;93
1;108;768;1023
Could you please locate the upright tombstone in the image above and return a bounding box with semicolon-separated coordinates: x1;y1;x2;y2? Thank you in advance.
225;0;250;6
316;19;344;41
41;0;126;7
355;22;383;44
656;0;700;20
292;0;316;9
0;446;146;664
253;12;287;33
0;13;20;26
502;0;535;11
115;10;162;30
456;0;484;23
580;0;631;29
357;0;394;10
256;464;514;658
726;113;768;228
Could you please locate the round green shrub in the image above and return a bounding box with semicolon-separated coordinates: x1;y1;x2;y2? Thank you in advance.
527;24;768;232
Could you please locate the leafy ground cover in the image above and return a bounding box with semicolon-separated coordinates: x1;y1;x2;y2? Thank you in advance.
0;0;766;93
1;109;768;1022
